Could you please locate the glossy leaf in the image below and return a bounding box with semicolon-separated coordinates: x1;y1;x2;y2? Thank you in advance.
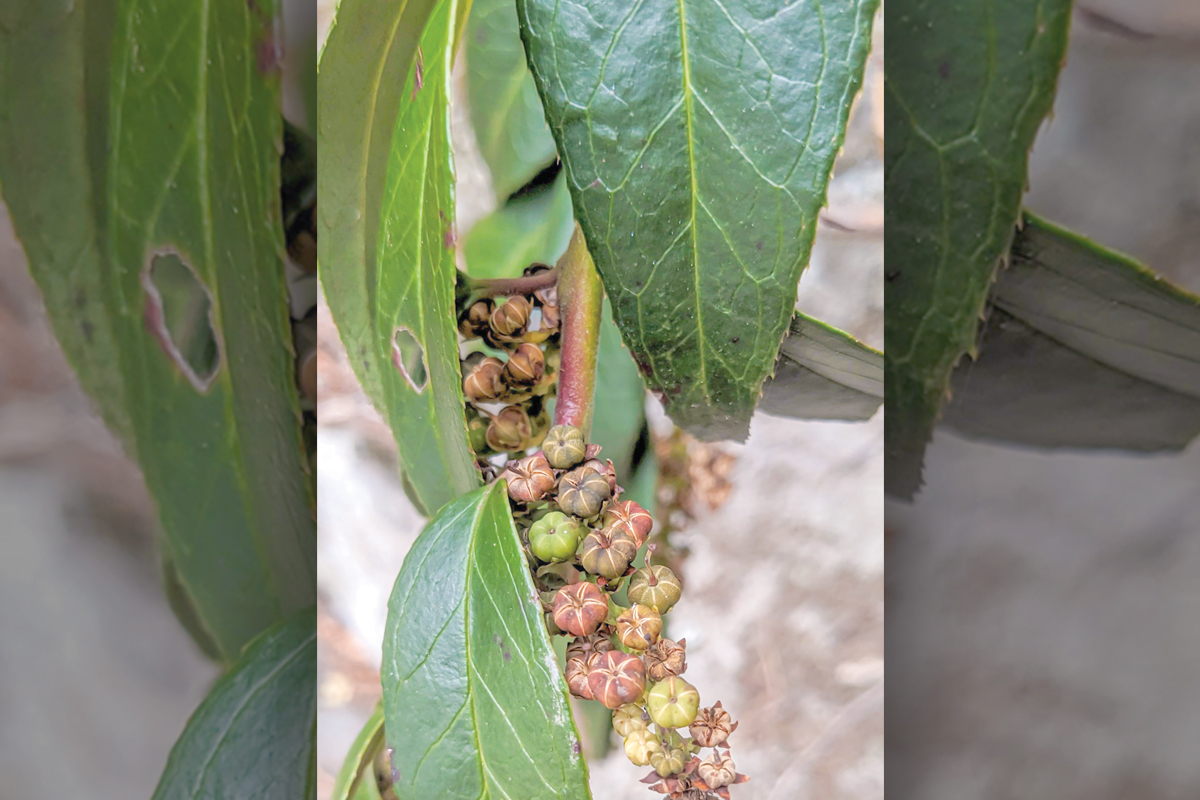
151;608;318;800
332;704;386;800
883;0;1072;498
320;0;480;516
382;483;591;799
760;314;883;422
942;215;1200;449
517;0;878;440
466;0;558;200
1;0;315;659
464;172;575;279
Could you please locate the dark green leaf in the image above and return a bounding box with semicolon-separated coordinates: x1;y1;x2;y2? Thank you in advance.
942;215;1200;449
517;0;878;440
382;483;591;799
332;704;386;800
464;171;575;279
1;0;315;659
320;0;481;516
466;0;559;201
152;608;317;800
883;0;1072;498
760;314;883;422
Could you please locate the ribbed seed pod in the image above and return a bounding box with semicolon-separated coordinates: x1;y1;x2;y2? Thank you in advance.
527;511;584;563
458;299;493;339
542;424;586;470
689;701;737;748
500;453;555;503
551;582;608;637
622;728;659;767
489;295;532;339
565;633;612;664
579;527;639;579
557;466;612;518
646;676;700;728
486;405;532;452
462;356;505;402
612;703;650;737
616;603;662;650
564;655;594;700
649;746;687;778
503;342;545;387
644;637;688;682
586;650;647;710
627;564;683;613
603;500;654;547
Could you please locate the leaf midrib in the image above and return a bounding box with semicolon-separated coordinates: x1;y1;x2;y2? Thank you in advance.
676;0;709;402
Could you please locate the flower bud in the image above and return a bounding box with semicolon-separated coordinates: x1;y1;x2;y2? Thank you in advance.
500;453;555;504
612;703;650;737
628;564;682;613
579;527;639;579
649;746;687;778
503;342;544;387
622;728;659;767
564;655;593;700
463;356;505;402
646;676;700;729
603;500;654;547
542;424;586;470
644;637;688;682
458;299;493;339
616;604;662;650
689;701;737;748
528;511;584;563
557;466;612;518
586;650;647;710
486;405;532;452
551;582;608;637
489;295;532;339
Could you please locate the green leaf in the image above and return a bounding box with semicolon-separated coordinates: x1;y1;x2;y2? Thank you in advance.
332;704;386;800
152;608;318;800
320;0;480;516
382;482;592;799
464;171;575;279
942;215;1200;449
1;0;315;659
883;0;1073;498
516;0;878;440
760;314;883;422
465;0;558;201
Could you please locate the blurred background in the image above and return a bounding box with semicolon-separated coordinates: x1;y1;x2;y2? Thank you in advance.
0;1;315;797
314;4;883;800
887;4;1200;799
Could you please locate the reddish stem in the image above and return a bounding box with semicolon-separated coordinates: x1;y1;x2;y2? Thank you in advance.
468;266;557;298
553;225;603;435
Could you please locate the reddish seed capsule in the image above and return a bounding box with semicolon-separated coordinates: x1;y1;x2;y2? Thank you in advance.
604;500;654;547
587;650;647;710
551;582;608;637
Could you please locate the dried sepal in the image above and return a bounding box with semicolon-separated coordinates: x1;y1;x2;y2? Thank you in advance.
565;633;612;664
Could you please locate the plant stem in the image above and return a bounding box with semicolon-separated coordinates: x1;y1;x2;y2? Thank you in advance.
553;224;603;435
467;266;558;298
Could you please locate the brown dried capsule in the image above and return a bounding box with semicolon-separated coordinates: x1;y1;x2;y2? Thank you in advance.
542;424;587;470
486;405;533;452
689;701;737;748
628;564;683;613
489;295;532;339
499;453;555;504
557;466;612;518
564;655;594;700
458;299;493;339
603;500;654;547
645;637;688;682
581;457;619;494
503;342;544;387
579;527;639;579
694;751;748;794
616;603;662;650
587;650;647;709
462;356;505;402
565;633;612;664
551;582;608;637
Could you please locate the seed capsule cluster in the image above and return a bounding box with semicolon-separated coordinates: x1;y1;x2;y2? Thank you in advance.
500;424;748;799
458;266;561;458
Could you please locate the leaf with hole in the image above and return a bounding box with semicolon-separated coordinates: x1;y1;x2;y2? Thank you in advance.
883;0;1072;498
0;0;315;659
760;314;883;422
382;482;591;799
516;0;878;440
942;215;1200;450
320;0;479;517
151;608;317;800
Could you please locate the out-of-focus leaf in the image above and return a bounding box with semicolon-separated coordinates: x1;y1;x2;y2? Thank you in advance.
466;0;558;200
320;0;480;516
332;703;386;800
0;0;315;659
152;608;317;800
517;0;878;440
883;0;1072;498
942;215;1200;449
760;314;883;422
382;483;591;799
463;171;574;279
591;299;648;478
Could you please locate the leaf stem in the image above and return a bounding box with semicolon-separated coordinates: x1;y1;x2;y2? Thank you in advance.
553;224;603;435
467;266;558;298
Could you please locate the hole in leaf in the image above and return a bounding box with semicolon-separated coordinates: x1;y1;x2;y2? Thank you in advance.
392;327;428;392
142;249;220;392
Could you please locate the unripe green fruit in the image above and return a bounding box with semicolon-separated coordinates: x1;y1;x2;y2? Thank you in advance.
528;512;584;563
650;746;687;778
542;424;586;469
622;728;659;767
628;565;683;613
646;676;700;729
